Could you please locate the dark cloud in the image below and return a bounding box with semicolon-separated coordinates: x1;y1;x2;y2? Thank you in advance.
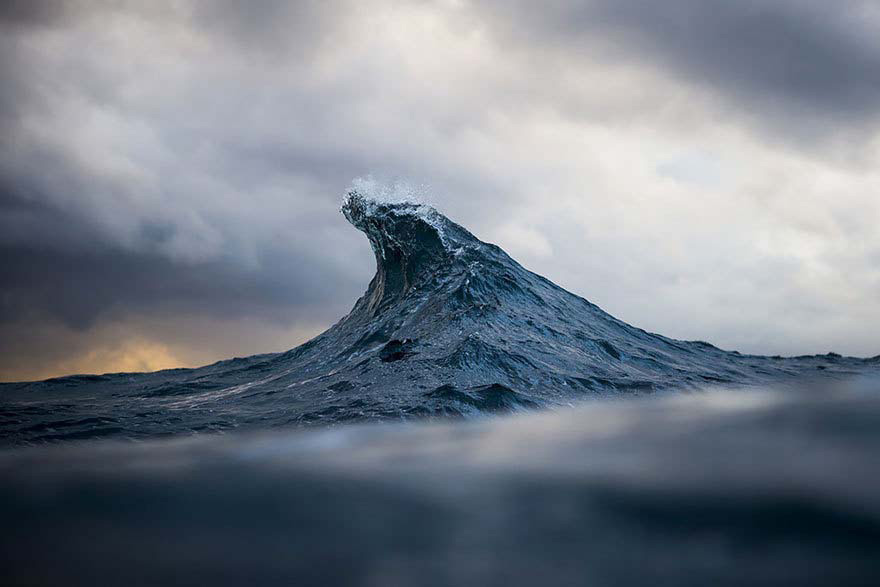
482;0;880;143
0;243;356;331
0;224;369;379
0;0;394;379
189;0;352;57
0;0;68;28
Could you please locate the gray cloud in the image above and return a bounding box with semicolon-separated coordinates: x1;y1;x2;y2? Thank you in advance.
189;0;353;57
0;2;374;378
481;0;880;146
0;0;67;27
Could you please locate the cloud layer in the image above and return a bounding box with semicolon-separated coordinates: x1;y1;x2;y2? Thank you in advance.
2;0;879;380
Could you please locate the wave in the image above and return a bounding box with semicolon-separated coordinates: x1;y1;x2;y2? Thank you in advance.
1;188;877;444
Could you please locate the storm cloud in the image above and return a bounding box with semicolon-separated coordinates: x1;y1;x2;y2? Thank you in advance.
481;0;880;144
1;0;879;380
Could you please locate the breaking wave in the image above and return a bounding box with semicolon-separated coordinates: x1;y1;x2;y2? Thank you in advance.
1;186;878;444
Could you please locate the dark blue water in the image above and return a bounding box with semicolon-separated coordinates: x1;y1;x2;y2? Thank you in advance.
2;192;879;585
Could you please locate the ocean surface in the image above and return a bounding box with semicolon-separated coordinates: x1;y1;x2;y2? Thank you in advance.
3;381;880;586
2;192;879;585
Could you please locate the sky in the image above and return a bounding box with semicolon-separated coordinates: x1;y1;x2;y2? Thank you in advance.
2;0;879;381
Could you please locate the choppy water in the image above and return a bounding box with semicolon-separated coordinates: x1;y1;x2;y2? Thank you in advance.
3;381;880;586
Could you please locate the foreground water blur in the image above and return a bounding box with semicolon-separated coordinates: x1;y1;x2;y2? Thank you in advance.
3;379;880;586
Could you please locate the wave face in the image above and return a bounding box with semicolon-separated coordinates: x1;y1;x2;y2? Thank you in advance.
1;191;877;444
